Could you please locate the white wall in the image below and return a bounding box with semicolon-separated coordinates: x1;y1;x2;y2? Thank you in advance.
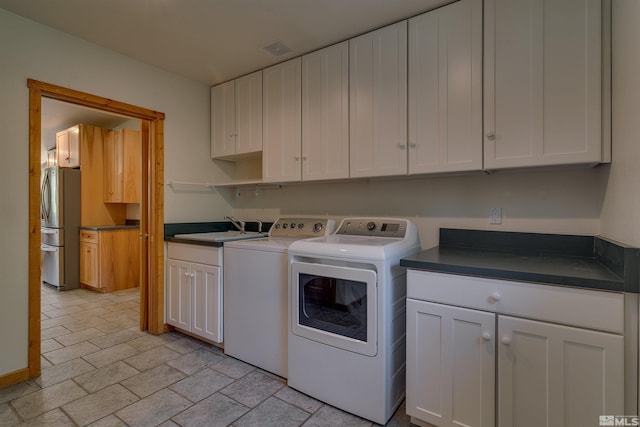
600;1;640;247
228;167;609;249
0;9;231;376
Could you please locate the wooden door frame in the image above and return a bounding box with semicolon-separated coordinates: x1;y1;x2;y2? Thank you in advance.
26;79;166;380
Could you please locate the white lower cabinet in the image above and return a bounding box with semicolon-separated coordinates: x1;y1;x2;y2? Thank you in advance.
498;316;623;427
406;300;495;427
166;243;223;343
406;270;627;427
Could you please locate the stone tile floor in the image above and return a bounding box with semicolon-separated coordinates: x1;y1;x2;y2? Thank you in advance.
0;285;414;427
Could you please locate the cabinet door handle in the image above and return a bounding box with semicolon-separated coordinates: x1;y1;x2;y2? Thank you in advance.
481;332;492;341
490;292;501;302
486;131;495;140
409;143;417;149
398;143;406;150
501;336;512;345
294;156;300;161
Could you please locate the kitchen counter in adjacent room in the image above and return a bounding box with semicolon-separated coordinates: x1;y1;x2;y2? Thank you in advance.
400;228;640;293
80;224;139;231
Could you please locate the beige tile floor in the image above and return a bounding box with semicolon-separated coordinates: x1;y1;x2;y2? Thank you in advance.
0;284;414;427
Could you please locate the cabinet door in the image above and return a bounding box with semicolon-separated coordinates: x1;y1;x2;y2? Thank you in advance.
484;0;602;169
79;241;99;288
408;0;482;174
262;57;302;183
302;41;349;181
191;263;222;343
406;299;495;427
121;129;141;203
498;315;624;427
235;71;263;155
56;126;80;168
166;259;192;331
211;80;236;158
103;130;123;202
349;21;407;178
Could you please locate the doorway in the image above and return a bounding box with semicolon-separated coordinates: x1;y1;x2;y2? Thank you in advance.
27;79;166;380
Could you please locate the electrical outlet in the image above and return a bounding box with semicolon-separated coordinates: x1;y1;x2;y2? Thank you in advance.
490;207;502;225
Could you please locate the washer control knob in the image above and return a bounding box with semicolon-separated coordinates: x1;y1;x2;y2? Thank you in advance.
275;224;281;229
290;223;296;229
283;223;288;229
367;221;376;231
298;223;304;229
313;223;324;233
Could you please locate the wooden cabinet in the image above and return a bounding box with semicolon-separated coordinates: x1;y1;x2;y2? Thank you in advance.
104;128;141;203
406;299;495;427
73;124;125;226
484;0;604;169
79;228;140;293
211;70;263;159
408;0;483;174
262;57;302;183
406;270;628;427
349;21;407;178
56;125;80;168
301;41;350;181
166;243;223;343
79;230;99;288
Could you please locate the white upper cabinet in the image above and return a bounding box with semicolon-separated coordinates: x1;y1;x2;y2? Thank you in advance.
262;57;302;183
408;0;483;174
484;0;603;170
211;70;262;159
349;21;408;178
235;71;263;155
302;41;350;181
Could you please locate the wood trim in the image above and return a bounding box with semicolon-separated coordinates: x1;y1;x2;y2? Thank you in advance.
28;86;42;378
148;118;167;334
139;120;150;331
0;368;30;389
25;79;165;386
27;79;165;120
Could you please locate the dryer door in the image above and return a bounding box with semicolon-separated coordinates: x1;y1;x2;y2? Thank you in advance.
291;261;377;356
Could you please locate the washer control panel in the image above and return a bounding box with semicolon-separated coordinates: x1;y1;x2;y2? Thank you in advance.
270;218;335;238
335;218;407;238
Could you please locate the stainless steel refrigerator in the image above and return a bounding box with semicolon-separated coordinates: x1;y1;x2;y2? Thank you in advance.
41;166;81;290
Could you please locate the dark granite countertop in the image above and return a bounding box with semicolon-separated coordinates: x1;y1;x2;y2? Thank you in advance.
400;229;639;293
164;221;273;248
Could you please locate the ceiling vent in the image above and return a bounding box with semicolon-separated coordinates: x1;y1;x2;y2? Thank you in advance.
262;40;292;56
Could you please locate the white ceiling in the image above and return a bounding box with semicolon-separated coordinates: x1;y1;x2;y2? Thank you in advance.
3;0;449;153
0;0;449;86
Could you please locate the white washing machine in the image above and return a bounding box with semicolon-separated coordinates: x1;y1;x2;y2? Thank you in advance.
287;218;421;425
223;217;335;377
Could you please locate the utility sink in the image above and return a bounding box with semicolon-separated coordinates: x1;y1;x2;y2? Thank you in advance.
174;231;264;243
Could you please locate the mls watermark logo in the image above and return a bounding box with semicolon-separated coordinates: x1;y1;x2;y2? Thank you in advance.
600;415;640;426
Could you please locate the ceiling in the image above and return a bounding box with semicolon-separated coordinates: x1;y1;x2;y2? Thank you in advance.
3;0;449;153
0;0;448;86
40;99;132;152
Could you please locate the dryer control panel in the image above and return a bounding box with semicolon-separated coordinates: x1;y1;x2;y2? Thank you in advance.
270;217;336;238
335;218;408;238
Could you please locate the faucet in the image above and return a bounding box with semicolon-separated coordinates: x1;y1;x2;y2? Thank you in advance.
225;215;246;234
